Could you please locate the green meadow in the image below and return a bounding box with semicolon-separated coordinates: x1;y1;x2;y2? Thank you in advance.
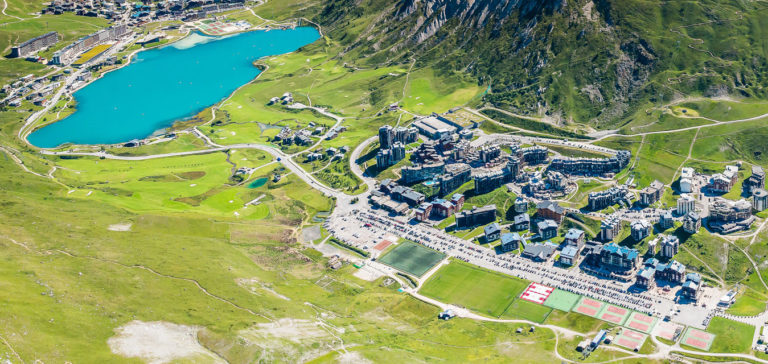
419;260;529;317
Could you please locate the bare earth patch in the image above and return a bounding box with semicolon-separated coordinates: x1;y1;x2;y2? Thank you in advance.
107;223;132;232
108;321;224;364
337;351;373;364
246;318;328;343
238;318;335;362
352;265;384;281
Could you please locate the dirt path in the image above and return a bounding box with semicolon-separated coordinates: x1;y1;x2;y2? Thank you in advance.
629;135;646;169
1;0;23;20
680;245;724;287
669;128;700;184
0;332;23;363
58;248;275;321
463;107;559;138
3;236;275;324
589;108;768;143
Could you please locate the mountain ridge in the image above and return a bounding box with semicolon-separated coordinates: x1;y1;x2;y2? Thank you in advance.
312;0;768;128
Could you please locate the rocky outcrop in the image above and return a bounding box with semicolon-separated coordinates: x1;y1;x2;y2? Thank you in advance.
397;0;567;43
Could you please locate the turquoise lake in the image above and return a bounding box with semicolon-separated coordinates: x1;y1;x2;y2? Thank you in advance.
28;27;320;148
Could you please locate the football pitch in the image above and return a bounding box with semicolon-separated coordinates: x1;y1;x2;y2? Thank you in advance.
378;240;445;277
420;261;529;317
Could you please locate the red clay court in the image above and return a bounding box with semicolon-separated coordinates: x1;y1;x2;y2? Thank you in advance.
686;338;707;348
614;328;647;351
373;240;393;251
624;311;657;334
572;296;606;318
575;305;598;316
520;282;554;304
652;321;683;342
681;327;715;351
692;330;714;340
582;298;602;308
596;303;631;325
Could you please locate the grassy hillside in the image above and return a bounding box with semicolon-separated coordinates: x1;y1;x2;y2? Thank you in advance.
313;0;768;127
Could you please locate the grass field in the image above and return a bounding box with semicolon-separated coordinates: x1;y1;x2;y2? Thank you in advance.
401;68;484;114
545;310;608;334
420;260;529;317
499;298;553;323
728;289;768;317
704;317;754;354
378;240;445;277
678;99;768;122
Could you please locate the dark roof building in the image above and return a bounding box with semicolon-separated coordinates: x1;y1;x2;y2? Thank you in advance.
455;204;497;229
513;213;530;231
537;219;559;240
522;241;558;262
598;243;640;273
484;222;502;243
500;233;523;253
560;245;581;266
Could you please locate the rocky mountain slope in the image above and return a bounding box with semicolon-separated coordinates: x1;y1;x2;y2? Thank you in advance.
313;0;768;127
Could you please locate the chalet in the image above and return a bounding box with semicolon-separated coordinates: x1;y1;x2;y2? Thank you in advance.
536;200;565;223
484;223;501;243
513;213;530;231
536;219;558;240
563;228;585;249
559;245;581;266
639;180;664;205
500;233;523;252
522;241;558;262
635;266;656;289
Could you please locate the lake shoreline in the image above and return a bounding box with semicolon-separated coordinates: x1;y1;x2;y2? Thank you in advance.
26;25;321;149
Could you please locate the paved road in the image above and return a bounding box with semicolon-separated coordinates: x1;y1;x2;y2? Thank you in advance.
587;111;768;142
18;36;134;141
348;135;377;192
472;133;619;156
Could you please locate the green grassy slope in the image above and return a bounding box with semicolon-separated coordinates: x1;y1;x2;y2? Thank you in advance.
314;0;768;127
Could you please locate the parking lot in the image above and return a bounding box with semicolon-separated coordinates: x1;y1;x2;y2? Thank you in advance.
325;206;723;329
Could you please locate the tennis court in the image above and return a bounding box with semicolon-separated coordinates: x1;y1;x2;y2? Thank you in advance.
624;312;657;334
572;296;606;318
543;289;581;311
653;321;683;342
520;283;554;304
615;328;647;351
378;240;445;277
681;327;716;351
373;240;393;251
597;304;631;325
